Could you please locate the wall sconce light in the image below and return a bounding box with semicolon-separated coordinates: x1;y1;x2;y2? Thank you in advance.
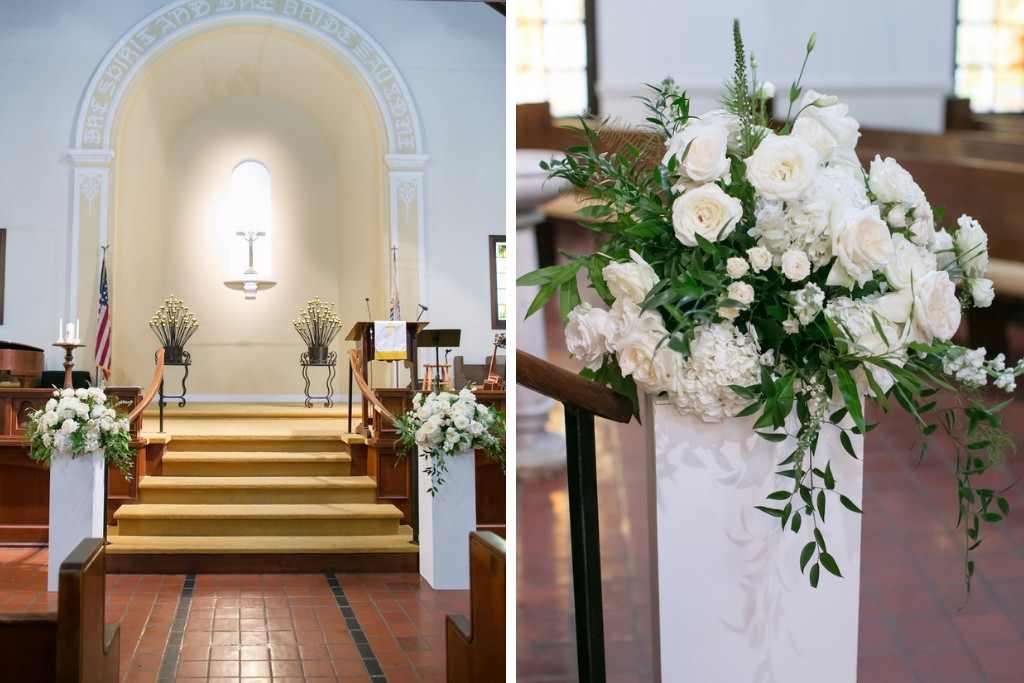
222;160;276;299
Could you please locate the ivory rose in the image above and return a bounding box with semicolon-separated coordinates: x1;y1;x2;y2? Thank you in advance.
911;270;962;342
745;134;820;200
671;183;743;247
868;155;924;206
969;278;995;308
955;214;989;278
726;281;754;305
781;250;811;281
827;205;894;288
663;121;732;185
746;246;773;272
565;302;610;371
602;249;659;303
726;257;749;279
791;89;860;162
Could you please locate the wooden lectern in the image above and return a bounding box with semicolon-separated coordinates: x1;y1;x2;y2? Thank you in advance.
346;321;429;434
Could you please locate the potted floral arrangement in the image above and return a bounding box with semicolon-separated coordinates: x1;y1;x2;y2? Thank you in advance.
149;296;199;364
293;297;343;365
25;386;135;477
394;388;505;496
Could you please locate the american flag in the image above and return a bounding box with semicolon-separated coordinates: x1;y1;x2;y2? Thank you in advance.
95;256;111;382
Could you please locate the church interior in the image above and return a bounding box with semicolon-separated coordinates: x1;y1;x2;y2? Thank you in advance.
518;0;1024;681
0;0;506;681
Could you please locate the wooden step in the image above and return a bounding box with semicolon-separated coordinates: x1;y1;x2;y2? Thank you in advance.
161;452;351;477
138;476;377;504
104;529;418;554
166;434;346;453
113;503;402;537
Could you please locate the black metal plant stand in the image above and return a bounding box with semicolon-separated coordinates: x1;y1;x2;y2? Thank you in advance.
301;349;337;408
157;349;190;433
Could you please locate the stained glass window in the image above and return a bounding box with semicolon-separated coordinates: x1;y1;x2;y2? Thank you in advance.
955;0;1024;112
516;0;590;118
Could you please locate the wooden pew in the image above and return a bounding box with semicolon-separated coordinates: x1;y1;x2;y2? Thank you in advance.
0;537;120;682
446;531;506;682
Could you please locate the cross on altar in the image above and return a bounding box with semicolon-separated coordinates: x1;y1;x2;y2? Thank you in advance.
235;229;266;274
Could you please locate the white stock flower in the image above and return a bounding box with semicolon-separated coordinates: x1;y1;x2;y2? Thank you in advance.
726;257;749;279
602;249;659;303
827;205;894;288
565;302;610;371
745;134;821;201
955;214;989;278
781;250;811;281
969;278;995;308
746;246;773;272
663;120;732;185
671;184;743;247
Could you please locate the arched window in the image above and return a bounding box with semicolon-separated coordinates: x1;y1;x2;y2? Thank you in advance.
228;160;272;277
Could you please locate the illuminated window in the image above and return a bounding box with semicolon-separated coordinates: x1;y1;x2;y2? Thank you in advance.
516;0;592;118
955;0;1024;112
229;160;272;276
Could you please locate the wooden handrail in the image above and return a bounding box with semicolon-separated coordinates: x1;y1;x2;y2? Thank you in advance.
516;350;633;424
348;349;397;425
128;348;164;423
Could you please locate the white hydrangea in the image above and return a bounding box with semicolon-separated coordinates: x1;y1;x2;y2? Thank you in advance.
667;323;762;422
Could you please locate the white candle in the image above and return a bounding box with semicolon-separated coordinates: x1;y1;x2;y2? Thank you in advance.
65;323;75;343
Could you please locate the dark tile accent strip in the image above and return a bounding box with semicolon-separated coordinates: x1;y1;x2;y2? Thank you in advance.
327;573;387;682
157;574;196;683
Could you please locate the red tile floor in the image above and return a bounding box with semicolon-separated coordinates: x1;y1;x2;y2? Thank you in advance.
516;222;1024;682
0;551;468;683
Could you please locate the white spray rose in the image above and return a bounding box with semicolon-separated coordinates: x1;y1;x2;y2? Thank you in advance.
565;303;610;371
883;270;960;343
602;249;659;303
726;257;749;279
827;205;894;288
671;184;743;247
931;228;956;271
868;155;925;206
605;298;641;352
745;134;821;201
746;246;773;272
781;250;811;281
726;281;754;305
884;234;931;291
791;90;860;162
955;214;989;278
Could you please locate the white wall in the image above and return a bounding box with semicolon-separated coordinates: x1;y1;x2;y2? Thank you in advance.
0;0;505;395
595;0;957;132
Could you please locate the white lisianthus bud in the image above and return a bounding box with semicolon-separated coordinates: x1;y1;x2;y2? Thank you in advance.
726;257;749;279
781;250;811;281
969;278;995;308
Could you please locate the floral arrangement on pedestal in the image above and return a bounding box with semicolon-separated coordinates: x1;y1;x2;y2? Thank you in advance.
394;389;505;496
293;297;343;364
25;387;135;478
149;296;199;364
520;22;1022;588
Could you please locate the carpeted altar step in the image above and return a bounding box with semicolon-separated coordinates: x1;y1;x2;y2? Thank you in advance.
161;451;352;477
137;475;377;504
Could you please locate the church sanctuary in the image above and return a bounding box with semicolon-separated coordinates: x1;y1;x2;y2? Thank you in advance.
517;1;1024;682
0;1;506;681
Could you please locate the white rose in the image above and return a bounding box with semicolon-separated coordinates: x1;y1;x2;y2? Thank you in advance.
726;257;748;279
791;90;860;163
746;246;772;272
886;205;908;228
605;298;641;352
884;234;931;291
969;278;995;308
908;203;935;247
827;205;894;288
955;214;989;278
781;250;811;281
931;228;955;271
745;134;820;201
60;418;78;435
616;323;679;395
602;249;659;303
911;270;962;342
717;305;739;321
671;184;743;247
726;281;754;305
565;303;610;371
453;414;470;430
868;155;924;206
663;121;731;185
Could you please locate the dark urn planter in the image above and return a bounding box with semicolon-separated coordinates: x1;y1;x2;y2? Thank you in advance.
164;346;184;364
308;345;329;364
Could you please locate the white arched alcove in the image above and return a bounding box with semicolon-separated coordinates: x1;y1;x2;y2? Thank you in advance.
67;0;427;398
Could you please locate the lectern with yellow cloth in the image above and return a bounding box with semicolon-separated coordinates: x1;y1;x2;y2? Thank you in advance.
346;321;428;435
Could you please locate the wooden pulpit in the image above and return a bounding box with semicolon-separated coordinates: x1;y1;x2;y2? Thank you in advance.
346;321;428;435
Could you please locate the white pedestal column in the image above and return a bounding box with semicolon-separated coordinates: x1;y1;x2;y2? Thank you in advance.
418;450;476;590
48;450;105;592
650;403;863;682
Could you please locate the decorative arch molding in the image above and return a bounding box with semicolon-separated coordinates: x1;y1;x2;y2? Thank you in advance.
66;0;427;384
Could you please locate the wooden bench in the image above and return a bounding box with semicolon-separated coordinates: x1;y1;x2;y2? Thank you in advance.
0;538;120;682
446;531;506;682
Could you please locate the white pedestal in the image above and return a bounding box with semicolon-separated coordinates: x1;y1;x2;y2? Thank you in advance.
48;450;105;592
418;450;476;590
650;404;863;682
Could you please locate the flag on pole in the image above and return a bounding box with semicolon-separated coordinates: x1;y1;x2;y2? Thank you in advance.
389;245;401;321
95;255;112;382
